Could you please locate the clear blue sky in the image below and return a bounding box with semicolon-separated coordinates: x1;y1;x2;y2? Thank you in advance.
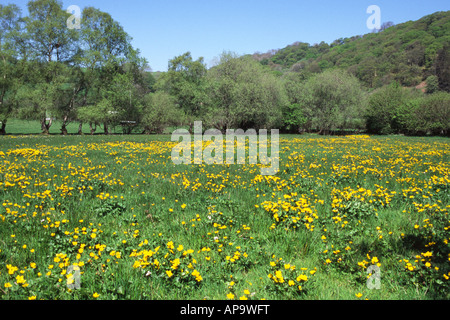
8;0;450;71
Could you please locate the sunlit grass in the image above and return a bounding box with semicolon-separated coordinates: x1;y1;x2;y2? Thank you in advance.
0;133;448;300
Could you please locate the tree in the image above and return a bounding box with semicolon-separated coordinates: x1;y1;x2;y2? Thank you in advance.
281;103;307;133
156;52;207;130
299;69;367;134
77;71;140;135
205;52;286;132
77;7;139;134
14;61;71;134
0;3;24;134
23;0;79;134
420;91;450;135
355;56;379;88
141;91;184;134
54;64;85;135
26;0;78;63
425;75;439;94
379;21;395;32
398;91;450;136
365;82;422;134
281;72;309;132
435;44;450;92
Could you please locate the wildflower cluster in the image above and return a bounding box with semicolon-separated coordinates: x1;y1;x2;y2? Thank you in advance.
131;241;203;287
0;134;449;300
267;255;316;296
260;192;318;231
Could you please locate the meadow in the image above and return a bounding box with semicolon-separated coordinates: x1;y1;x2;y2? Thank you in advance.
0;131;449;300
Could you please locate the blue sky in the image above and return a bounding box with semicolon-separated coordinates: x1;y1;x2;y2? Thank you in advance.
8;0;450;71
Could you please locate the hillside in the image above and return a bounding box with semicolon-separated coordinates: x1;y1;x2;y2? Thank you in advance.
251;11;450;89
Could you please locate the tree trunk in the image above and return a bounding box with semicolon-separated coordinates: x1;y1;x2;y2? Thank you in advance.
61;124;68;136
143;126;152;135
0;119;6;135
77;122;83;135
41;117;52;135
60;116;68;135
89;123;97;135
104;123;109;135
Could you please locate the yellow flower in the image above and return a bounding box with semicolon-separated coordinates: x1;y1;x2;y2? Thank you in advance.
296;274;308;282
6;264;18;275
4;283;12;288
192;270;202;282
355;293;363;298
227;293;235;299
166;270;173;278
171;258;180;269
93;292;100;298
16;275;26;285
275;270;284;282
28;296;36;300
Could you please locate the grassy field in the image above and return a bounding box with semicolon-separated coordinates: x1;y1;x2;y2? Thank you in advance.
0;131;449;300
1;119;172;135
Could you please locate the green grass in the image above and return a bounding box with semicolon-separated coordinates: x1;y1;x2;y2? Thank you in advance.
1;119;177;135
0;132;449;300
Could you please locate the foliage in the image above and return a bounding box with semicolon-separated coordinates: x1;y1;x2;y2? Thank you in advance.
366;83;449;136
155;52;207;122
365;83;418;135
0;3;449;137
206;52;286;131
298;69;367;133
140;91;184;134
400;91;450;135
435;44;450;92
256;11;450;90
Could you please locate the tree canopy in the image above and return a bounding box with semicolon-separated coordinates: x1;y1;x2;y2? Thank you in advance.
0;2;448;137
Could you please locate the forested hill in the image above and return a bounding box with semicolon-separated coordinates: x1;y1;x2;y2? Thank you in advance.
251;11;450;89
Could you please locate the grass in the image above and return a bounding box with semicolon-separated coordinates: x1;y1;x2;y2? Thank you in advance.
0;129;449;300
1;119;176;136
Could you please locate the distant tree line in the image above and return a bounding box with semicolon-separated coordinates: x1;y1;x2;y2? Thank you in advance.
0;1;449;136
